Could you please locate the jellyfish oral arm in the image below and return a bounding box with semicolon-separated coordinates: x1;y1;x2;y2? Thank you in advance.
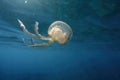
17;19;39;39
34;21;52;41
31;40;54;47
34;21;42;37
17;19;54;47
22;38;54;47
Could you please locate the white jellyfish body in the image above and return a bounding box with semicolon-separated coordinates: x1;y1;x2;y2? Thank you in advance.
18;19;73;47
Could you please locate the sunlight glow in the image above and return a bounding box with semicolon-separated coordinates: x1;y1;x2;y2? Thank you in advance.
25;0;28;4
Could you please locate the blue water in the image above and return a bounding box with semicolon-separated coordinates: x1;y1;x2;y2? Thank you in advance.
0;0;120;80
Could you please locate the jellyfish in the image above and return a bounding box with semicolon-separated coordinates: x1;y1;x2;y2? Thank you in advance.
17;19;73;47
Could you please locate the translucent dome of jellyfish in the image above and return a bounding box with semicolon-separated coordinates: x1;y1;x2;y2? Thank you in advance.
18;19;73;47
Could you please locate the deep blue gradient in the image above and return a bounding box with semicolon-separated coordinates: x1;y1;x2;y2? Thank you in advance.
0;0;120;80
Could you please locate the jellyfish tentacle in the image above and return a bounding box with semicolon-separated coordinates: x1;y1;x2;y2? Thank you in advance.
23;39;54;47
18;19;55;47
22;38;27;45
22;38;35;46
34;21;44;38
22;38;30;46
34;21;52;41
17;19;39;39
34;21;42;37
29;40;54;47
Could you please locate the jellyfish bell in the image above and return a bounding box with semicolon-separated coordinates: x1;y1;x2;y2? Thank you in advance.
48;21;73;44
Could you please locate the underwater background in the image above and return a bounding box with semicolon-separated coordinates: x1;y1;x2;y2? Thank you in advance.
0;0;120;80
